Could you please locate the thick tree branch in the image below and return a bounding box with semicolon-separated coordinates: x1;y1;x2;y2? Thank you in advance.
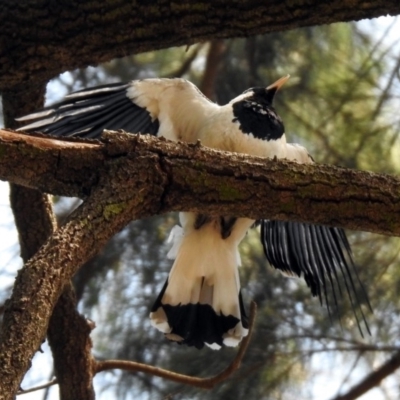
0;128;399;237
3;86;60;400
0;135;166;397
1;0;400;90
0;129;102;197
3;84;96;400
47;283;95;400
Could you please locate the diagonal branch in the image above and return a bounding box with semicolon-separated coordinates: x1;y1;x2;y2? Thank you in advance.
3;82;97;400
330;350;400;400
0;137;167;397
17;378;58;396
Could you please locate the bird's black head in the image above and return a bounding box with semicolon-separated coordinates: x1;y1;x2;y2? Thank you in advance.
232;75;289;141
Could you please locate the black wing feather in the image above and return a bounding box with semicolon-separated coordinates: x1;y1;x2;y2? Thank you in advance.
16;82;160;139
308;224;335;319
260;220;371;335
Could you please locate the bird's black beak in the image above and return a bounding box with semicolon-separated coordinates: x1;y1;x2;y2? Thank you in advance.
266;75;290;102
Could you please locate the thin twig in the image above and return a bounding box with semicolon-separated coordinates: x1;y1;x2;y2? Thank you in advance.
165;44;204;78
16;378;58;396
335;351;363;396
95;301;257;389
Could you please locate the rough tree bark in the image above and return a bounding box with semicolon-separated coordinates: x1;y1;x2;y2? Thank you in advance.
0;132;166;398
2;84;96;398
0;129;399;237
46;283;95;400
1;0;400;90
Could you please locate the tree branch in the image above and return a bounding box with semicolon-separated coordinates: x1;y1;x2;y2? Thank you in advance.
200;40;226;100
3;84;96;400
1;124;398;396
0;134;167;397
95;302;257;389
47;283;96;400
0;128;400;237
1;0;400;90
330;350;400;400
3;85;60;400
17;378;58;396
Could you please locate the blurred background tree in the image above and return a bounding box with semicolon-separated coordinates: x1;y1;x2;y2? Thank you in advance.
1;17;400;400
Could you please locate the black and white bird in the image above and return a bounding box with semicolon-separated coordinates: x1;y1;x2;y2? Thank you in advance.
17;77;371;349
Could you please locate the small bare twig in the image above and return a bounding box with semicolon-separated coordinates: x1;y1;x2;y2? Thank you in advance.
166;44;204;78
95;301;257;389
16;378;58;396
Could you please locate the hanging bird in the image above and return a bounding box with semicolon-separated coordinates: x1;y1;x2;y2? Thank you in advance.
17;76;371;349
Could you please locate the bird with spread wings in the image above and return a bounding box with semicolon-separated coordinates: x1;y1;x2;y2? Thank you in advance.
17;76;371;349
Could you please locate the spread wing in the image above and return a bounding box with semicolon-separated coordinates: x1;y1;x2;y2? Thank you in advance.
260;220;372;335
16;82;160;138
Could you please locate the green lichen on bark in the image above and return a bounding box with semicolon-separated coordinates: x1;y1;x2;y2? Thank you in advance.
103;202;129;221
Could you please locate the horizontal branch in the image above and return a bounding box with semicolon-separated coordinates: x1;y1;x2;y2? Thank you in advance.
1;0;400;89
0;128;400;237
0;129;103;197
